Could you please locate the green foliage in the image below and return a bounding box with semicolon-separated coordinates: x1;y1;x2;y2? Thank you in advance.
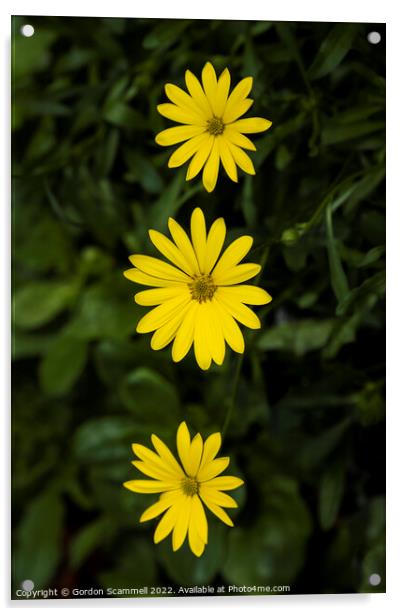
12;15;385;596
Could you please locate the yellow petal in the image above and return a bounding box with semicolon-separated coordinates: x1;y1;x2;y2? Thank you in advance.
197;457;230;482
199;496;234;527
192;494;208;545
172;495;192;551
132;442;176;472
176;421;192;476
227;141;256;175
203;302;225;366
135;286;186;306
199;432;222;471
230;117;272;134
123;479;176;493
201;62;218;113
193;305;212;370
211;298;245;353
185;69;213;117
149;229;194;275
188;497;207;556
186;134;214;180
140;501;171;524
125;268;185;288
218;285;272;305
190;208;207;272
204;475;244;491
155;125;205;146
151;434;185;477
171;301;197;363
215;67;231;118
140;492;180;523
216;291;261;329
133;460;177;482
212;236;253;277
218;136;238;183
136;294;191;334
167;132;209;169
222;76;253;122
150;301;192;350
213;263;261;285
204;217;226;274
202;138;220;192
164;83;204;116
223;98;253;124
187;433;203;477
199;486;238;508
154;500;182;543
130;255;191;283
168;217;200;276
224;126;257;151
157;103;205;126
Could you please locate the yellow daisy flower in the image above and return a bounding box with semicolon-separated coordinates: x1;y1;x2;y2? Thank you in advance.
123;421;244;557
155;62;272;192
124;207;272;370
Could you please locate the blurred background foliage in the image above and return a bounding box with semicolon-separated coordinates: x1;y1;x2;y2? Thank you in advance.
12;16;385;596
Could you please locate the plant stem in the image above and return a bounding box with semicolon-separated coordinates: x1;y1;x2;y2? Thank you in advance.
221;245;270;439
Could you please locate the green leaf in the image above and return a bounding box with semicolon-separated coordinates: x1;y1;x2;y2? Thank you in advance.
68;274;139;340
223;477;311;586
322;120;385;145
99;538;157;589
257;319;335;356
309;24;357;80
39;334;88;396
103;102;145;129
318;466;345;530
326;204;349;303
119;367;180;424
336;271;385;316
70;517;112;570
14;489;64;589
13;280;76;330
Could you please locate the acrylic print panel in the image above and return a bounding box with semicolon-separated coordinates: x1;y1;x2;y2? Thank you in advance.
11;15;385;600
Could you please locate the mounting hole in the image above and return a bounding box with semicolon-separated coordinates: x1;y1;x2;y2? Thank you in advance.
367;31;381;45
21;24;35;37
21;579;35;591
369;573;381;586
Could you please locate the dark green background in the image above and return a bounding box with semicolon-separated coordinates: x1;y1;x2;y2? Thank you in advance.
12;16;385;596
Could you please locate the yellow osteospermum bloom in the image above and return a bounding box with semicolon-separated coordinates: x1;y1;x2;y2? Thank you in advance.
124;421;244;557
155;62;272;192
124;208;272;370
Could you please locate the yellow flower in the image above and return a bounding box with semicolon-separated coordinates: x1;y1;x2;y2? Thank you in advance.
123;421;244;557
155;62;272;192
124;208;272;370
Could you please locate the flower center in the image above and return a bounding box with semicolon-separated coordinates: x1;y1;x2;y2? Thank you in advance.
189;274;217;303
181;476;199;496
207;116;225;136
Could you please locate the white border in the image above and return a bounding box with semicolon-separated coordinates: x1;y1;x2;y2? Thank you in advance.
3;1;401;614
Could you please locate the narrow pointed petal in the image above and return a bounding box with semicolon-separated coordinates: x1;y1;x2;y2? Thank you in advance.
155;125;205;146
185;69;213;117
211;298;245;353
215;67;231;118
213;236;253;277
167;132;209;169
204;217;226;274
218;137;238;183
227;141;256;175
176;421;192;476
230;117;272;134
157;103;205;126
190;208;207;272
223;98;254;124
202;138;220;193
201;62;218;114
186;134;214;181
172;301;197;363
